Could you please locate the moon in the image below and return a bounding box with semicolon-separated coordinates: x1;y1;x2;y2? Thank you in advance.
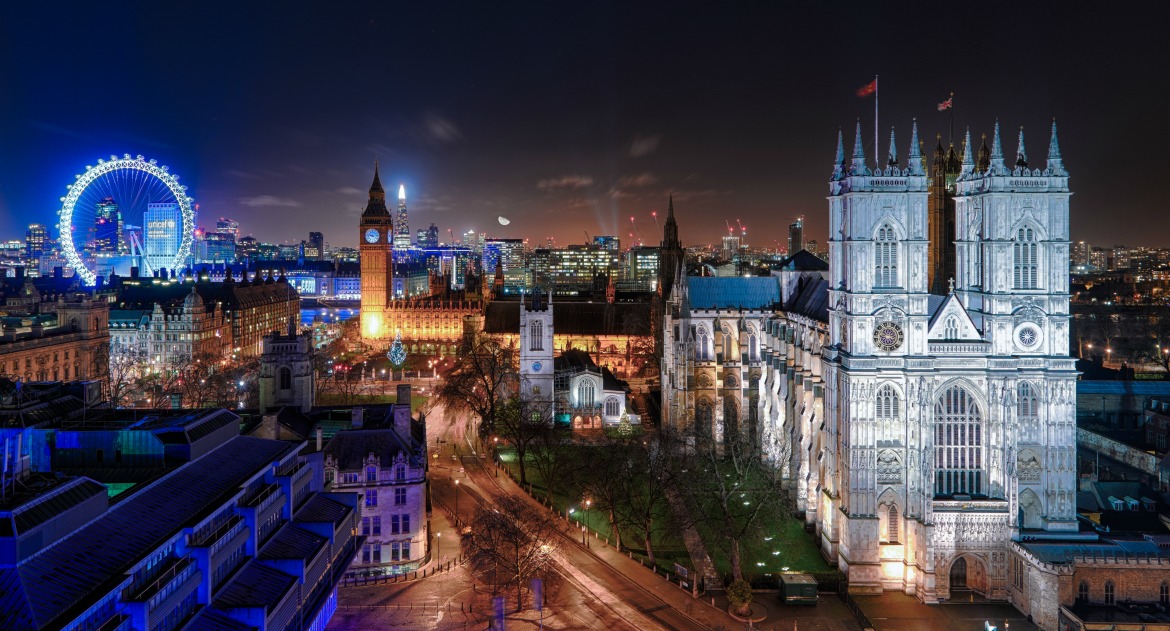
498;216;511;226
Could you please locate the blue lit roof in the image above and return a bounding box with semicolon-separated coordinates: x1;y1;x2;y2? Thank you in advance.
686;276;781;310
0;436;294;630
212;560;297;611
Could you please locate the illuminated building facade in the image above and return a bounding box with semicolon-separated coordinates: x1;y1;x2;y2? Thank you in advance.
324;388;428;576
143;202;182;274
24;223;48;266
530;245;616;295
394;185;410;251
625;246;660;292
663;120;1083;629
359;164;394;344
94;197;124;254
0;294;109;384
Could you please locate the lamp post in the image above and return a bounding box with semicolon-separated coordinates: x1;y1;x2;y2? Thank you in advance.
454;479;460;525
436;531;441;560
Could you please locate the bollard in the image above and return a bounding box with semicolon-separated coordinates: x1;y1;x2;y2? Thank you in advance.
711;597;716;607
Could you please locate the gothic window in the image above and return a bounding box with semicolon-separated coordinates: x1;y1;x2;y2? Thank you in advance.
366;466;377;482
1078;581;1089;603
1013;227;1039;289
934;385;983;496
696;398;713;432
874;223;899;288
1160;582;1169;606
577;380;596;408
944;316;959;340
279;367;291;390
722;332;733;360
604;397;620;416
876;384;901;443
697;330;711;361
1017;382;1040;444
887;504;900;543
530;320;543;351
748;334;759;362
1104;580;1115;605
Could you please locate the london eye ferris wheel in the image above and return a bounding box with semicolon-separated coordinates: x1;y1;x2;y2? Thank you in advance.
57;154;195;286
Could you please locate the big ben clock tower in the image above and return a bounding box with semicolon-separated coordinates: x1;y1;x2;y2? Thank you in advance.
360;162;394;343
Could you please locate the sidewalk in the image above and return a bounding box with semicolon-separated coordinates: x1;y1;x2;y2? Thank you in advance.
491;458;859;631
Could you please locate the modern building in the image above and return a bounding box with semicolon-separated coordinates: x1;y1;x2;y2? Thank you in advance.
24;224;49;265
194;230;237;264
0;402;359;631
307;232;325;260
143;202;183;275
624;246;660;292
593;235;620;251
530;245;616;295
323;385;428;576
394;185;410;251
94;197;124;254
787;216;804;257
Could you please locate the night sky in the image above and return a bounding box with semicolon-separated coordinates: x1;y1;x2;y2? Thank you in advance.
0;3;1165;250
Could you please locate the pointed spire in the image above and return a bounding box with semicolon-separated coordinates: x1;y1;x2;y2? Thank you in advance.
849;119;870;176
363;160;390;216
371;160;384;195
1047;118;1066;175
887;126;898;167
989;119;1006;175
831;128;846;180
668;194;675;218
977;133;990;173
908;119;924;176
1016;126;1028;168
960;127;974;175
398;183;406;201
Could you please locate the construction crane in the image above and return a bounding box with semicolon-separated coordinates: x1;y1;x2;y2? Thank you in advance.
737;219;746;237
724;219;734;235
651;210;660;232
629;216;643;246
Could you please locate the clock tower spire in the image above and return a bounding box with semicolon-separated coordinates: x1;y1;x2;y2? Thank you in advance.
360;161;394;343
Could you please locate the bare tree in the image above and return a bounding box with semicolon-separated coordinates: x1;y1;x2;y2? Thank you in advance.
436;332;516;437
680;431;788;582
324;363;364;405
615;434;679;566
528;424;582;505
494;397;550;486
461;495;559;612
574;437;629;550
94;343;140;408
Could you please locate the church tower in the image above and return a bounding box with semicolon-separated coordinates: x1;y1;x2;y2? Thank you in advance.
823;118;1078;604
519;290;555;412
360;162;394;343
928;135;961;294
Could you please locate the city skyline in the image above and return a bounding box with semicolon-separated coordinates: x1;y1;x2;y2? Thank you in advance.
1;4;1167;250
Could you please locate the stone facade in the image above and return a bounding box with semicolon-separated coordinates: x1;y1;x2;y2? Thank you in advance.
0;294;109;385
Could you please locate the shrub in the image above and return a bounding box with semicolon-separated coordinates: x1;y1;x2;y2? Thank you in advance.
727;578;753;616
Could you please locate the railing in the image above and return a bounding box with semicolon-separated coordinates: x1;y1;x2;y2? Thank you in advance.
123;557;194;602
189;515;244;548
838;584;874;630
242;483;283;512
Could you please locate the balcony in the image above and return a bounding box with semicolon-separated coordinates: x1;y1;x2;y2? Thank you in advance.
122;557;198;604
188;515;244;549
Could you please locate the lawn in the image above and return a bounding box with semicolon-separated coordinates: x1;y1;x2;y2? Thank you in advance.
498;444;831;583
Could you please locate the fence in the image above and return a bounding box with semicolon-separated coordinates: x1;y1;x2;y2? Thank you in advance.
341;558;461;587
838;582;875;630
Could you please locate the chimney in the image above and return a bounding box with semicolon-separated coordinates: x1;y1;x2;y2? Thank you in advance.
394;384;412;435
316;426;323;451
30;322;44;338
130;266;140;279
2;324;16;341
14;266;24;281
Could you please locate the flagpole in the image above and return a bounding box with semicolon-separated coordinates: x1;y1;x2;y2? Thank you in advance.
874;75;879;169
948;91;954;145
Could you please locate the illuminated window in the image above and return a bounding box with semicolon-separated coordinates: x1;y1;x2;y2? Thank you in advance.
1017;382;1040;444
578;380;596;407
1104;580;1115;605
530;320;543;350
605;397;620;416
934;385;983;496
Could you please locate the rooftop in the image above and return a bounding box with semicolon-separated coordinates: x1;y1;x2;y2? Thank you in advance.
211;560;297;611
0;436;294;630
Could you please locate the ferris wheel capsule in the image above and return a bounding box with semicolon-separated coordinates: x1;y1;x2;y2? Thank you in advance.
136;155;144;161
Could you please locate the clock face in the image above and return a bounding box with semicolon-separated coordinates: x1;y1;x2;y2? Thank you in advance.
364;228;380;244
531;362;542;372
872;321;904;352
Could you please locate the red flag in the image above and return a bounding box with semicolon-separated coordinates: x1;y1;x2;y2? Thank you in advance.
856;79;877;98
937;97;953;111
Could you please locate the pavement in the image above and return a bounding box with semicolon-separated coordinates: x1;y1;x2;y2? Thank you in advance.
854;591;1038;631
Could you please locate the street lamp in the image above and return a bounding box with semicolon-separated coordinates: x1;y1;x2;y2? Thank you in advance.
454;479;461;524
436;531;441;559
